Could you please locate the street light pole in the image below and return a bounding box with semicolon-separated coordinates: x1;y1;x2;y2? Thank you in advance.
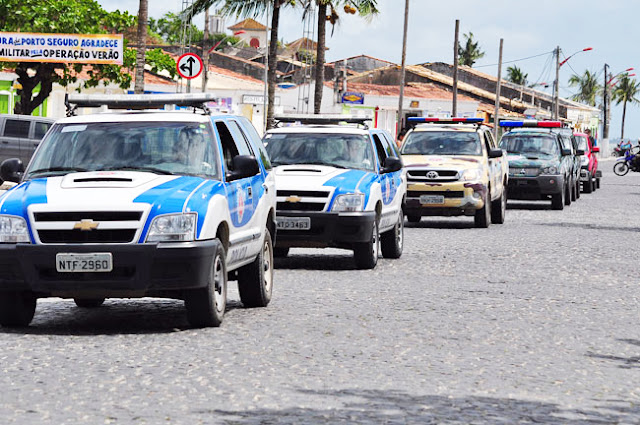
554;46;560;119
603;63;609;140
397;0;410;138
452;20;459;117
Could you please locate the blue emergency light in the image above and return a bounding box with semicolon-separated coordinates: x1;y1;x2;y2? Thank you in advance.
499;120;562;128
408;117;484;124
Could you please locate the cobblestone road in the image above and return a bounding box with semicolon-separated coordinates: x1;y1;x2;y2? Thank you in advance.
1;161;639;424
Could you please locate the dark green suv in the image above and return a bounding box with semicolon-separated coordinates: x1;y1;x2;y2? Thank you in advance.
498;121;582;210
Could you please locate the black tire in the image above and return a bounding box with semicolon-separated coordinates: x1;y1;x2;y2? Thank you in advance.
237;229;274;308
74;298;105;308
273;247;289;258
185;239;227;328
583;173;593;193
490;189;506;224
381;211;404;259
551;187;564;210
613;162;629;176
354;220;378;269
596;177;601;189
406;214;421;223
564;181;572;206
575;178;580;199
474;190;491;228
0;291;36;327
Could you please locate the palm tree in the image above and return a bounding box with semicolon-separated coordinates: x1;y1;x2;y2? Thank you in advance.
506;66;527;86
457;32;485;67
312;0;379;114
187;0;295;129
568;70;602;107
611;75;640;139
134;0;148;94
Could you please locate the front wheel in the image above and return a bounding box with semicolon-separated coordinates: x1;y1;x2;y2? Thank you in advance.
583;173;593;193
74;298;105;308
185;240;227;328
474;190;491;228
237;229;274;308
551;187;564;210
575;178;580;199
354;221;378;269
0;291;36;327
614;162;629;176
490;189;506;224
381;211;404;259
564;180;572;206
406;214;421;223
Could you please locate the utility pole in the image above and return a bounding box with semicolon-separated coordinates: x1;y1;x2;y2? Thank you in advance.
397;0;410;138
603;63;609;140
134;0;148;94
494;38;503;142
553;46;560;119
452;20;459;117
201;8;209;92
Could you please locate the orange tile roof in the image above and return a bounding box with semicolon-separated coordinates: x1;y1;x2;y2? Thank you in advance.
228;18;268;31
337;81;475;102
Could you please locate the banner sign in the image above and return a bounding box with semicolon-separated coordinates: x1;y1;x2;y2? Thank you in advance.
341;91;364;105
0;32;123;65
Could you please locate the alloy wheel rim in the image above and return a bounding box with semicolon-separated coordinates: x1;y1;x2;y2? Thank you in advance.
212;256;225;314
263;240;273;293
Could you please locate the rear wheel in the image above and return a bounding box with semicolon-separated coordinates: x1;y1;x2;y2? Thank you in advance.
237;229;274;308
564;180;572;206
474;190;491;228
354;220;378;269
406;214;421;223
273;247;289;258
614;162;629;176
575;178;580;199
0;291;36;327
185;240;227;328
381;211;404;259
74;298;105;308
490;189;506;224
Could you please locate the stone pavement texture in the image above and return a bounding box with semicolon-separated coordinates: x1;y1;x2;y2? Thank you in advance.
0;160;639;424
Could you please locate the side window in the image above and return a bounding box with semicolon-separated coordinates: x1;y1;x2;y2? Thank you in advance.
237;116;272;170
226;120;253;156
34;121;52;139
371;133;388;168
485;131;496;148
3;119;30;138
380;132;400;158
215;121;240;172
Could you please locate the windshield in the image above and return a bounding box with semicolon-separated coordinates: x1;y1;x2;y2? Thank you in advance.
400;131;482;155
263;132;375;171
499;133;560;157
574;135;588;152
26;121;220;179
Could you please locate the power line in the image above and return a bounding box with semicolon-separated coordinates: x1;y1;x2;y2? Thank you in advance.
474;50;554;69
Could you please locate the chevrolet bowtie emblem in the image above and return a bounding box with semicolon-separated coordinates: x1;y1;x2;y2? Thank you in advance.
73;219;99;231
285;195;302;203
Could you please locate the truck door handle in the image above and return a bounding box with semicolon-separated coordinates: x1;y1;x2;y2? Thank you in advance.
1;141;8;144
262;183;269;193
247;187;252;198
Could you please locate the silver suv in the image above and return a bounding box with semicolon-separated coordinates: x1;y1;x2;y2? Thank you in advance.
0;114;55;167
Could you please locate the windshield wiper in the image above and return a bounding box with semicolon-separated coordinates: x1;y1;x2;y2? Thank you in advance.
303;161;348;169
28;167;89;176
97;166;174;175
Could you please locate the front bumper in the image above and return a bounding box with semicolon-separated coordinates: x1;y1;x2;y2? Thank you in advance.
275;210;375;249
404;181;487;217
507;174;564;200
0;240;219;298
580;166;592;182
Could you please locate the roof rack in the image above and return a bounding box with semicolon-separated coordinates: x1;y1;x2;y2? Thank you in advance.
273;114;370;128
65;93;215;116
407;117;484;128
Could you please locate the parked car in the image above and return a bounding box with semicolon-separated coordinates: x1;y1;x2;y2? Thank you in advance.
400;117;508;228
0;114;55;170
0;94;276;328
498;120;580;210
263;115;406;269
573;132;601;192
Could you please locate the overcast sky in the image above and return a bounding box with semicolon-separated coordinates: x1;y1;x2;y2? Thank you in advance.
99;0;638;141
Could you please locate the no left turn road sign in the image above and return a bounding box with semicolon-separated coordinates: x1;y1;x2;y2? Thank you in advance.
177;53;203;80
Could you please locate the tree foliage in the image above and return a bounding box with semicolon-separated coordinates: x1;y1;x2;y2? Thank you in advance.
506;66;528;86
611;74;640;139
568;70;601;107
1;0;175;115
458;32;485;67
150;12;204;44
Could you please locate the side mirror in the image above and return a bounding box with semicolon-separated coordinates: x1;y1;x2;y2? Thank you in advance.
488;148;504;158
0;158;24;183
561;148;572;156
226;155;260;181
592;146;600;153
382;157;402;173
576;149;585;156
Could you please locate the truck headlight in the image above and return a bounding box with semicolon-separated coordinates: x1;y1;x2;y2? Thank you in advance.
0;215;30;243
461;169;481;181
541;166;558;174
332;193;365;212
146;213;196;242
581;156;589;167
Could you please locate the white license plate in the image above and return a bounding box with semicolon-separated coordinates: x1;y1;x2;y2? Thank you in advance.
419;195;445;205
56;253;113;273
277;217;311;230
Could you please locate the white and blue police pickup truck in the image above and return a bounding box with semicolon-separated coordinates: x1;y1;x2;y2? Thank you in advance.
0;94;276;328
263;116;406;269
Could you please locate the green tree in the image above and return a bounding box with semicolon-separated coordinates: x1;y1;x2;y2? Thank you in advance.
457;32;485;67
611;74;640;139
187;0;297;130
506;66;528;86
312;0;379;114
0;0;176;115
568;70;602;107
149;12;204;44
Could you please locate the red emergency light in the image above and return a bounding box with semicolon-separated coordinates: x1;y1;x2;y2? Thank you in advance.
408;117;484;124
499;120;563;128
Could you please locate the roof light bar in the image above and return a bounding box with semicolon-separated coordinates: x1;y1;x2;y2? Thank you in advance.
499;120;563;128
65;93;217;115
408;117;484;124
274;114;370;125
